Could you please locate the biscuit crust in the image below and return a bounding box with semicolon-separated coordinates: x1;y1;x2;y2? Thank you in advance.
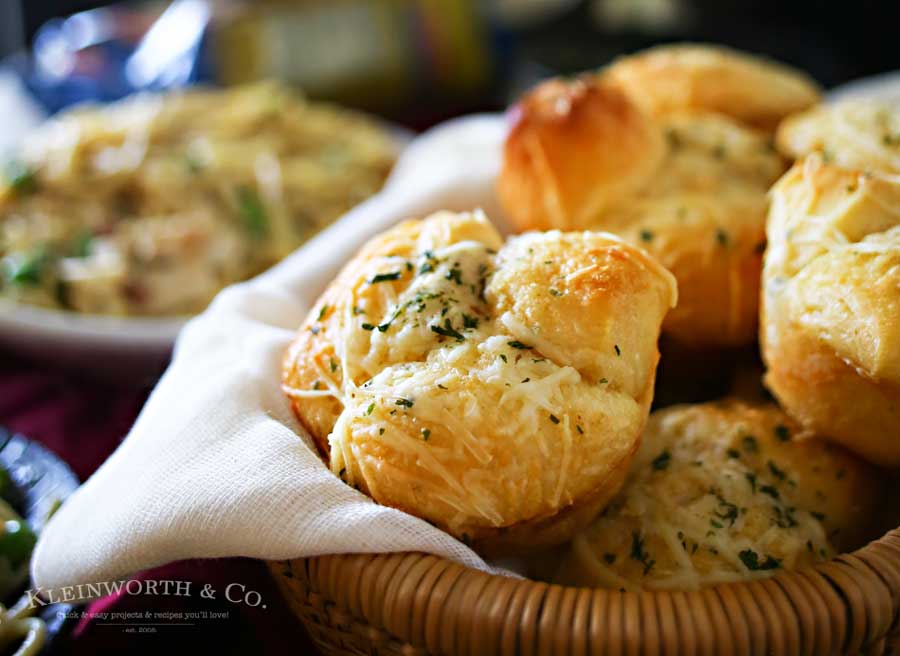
283;210;676;553
498;72;785;347
606;43;821;132
762;154;900;466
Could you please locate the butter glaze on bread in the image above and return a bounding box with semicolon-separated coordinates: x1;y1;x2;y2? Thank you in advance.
552;401;881;591
606;43;821;132
763;152;900;466
283;210;676;553
498;72;785;347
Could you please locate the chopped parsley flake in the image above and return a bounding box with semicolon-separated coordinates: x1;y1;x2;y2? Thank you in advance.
316;305;329;322
421;428;431;441
365;403;375;415
768;461;786;481
745;472;757;493
361;323;376;331
714;495;739;526
630;531;655;575
639;229;654;242
462;314;479;329
549;288;563;297
598;378;608;384
430;319;464;341
395;398;414;408
716;229;729;247
726;448;741;459
759;485;780;500
652;450;671;471
603;553;617;565
576;425;584;434
370;271;402;284
614;344;621;356
773;506;798;528
774;424;791;441
549;414;560;424
445;266;463;285
507;340;531;349
739;549;781;571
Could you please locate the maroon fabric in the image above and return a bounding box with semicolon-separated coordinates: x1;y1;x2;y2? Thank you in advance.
0;350;316;654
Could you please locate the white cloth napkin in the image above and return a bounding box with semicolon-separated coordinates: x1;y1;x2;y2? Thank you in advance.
31;114;516;590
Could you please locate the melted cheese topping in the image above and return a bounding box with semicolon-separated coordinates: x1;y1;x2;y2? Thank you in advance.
553;401;866;591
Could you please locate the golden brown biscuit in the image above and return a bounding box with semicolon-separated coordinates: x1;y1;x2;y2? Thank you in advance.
777;99;900;173
283;210;676;553
606;43;821;132
498;74;784;347
498;77;666;232
762;153;900;466
551;401;881;591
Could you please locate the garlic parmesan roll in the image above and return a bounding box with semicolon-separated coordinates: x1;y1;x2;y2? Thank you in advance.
283;210;676;553
762;152;900;466
606;43;821;132
498;74;784;347
777;99;900;174
553;401;881;591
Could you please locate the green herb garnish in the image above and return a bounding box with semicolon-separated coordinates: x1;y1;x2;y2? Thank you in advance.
370;271;402;284
431;319;464;341
445;266;463;285
739;549;781;571
3;249;48;286
630;531;655;575
652;450;671;471
235;187;269;239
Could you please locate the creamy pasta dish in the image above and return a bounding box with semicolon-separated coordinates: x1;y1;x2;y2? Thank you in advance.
0;81;397;315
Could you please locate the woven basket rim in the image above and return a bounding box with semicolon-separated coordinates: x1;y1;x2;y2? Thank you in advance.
272;526;900;655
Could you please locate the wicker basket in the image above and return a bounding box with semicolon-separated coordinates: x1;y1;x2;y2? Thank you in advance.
269;527;900;655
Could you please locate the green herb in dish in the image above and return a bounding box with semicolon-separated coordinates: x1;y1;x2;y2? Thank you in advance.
3;161;37;196
2;250;50;286
235;187;269;240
